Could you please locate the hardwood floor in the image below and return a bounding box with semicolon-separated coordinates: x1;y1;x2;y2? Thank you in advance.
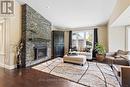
0;67;85;87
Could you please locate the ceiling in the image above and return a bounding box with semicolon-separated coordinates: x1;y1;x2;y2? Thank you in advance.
17;0;117;28
111;6;130;27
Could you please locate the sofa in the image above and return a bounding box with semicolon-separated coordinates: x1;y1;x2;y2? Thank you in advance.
105;50;130;87
105;50;130;66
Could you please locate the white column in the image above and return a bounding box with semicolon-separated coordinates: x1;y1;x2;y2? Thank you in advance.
128;27;130;51
84;32;86;48
76;34;79;50
126;26;130;51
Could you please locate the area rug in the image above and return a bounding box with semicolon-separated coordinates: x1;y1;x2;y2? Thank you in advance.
32;58;120;87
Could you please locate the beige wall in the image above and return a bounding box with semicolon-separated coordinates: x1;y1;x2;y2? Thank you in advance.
109;0;130;26
0;1;21;69
64;31;69;54
108;26;126;52
9;1;21;67
98;26;108;51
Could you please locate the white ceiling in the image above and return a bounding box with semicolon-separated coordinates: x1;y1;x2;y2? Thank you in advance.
17;0;117;28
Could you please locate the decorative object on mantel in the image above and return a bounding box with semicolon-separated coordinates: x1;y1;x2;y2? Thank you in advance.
95;43;106;62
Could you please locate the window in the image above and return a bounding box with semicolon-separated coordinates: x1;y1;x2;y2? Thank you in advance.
72;30;94;52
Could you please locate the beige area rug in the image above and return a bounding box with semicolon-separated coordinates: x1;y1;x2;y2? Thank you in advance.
32;58;120;87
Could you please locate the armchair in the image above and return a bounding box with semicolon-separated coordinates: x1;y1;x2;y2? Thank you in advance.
121;66;130;87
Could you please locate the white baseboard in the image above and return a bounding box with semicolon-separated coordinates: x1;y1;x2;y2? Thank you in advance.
0;63;17;69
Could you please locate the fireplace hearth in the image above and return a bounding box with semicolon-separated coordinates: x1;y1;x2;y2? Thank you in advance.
34;44;47;60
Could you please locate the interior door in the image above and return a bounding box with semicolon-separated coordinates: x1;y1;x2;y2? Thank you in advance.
53;31;64;58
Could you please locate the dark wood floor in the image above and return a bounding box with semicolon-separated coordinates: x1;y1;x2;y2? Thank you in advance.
0;67;85;87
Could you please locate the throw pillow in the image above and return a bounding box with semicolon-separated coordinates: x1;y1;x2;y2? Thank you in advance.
67;51;78;56
67;53;77;56
114;55;121;58
117;50;128;55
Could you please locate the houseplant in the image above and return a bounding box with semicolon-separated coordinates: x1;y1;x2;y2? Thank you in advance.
95;43;106;62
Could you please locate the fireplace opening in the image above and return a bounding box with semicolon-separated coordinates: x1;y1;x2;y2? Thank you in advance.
34;44;47;60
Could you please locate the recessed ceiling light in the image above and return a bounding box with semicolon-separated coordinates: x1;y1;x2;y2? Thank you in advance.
46;6;50;9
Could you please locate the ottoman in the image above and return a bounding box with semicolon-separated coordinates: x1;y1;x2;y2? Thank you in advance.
63;55;87;65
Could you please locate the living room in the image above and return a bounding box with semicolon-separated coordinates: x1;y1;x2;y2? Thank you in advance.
0;0;130;87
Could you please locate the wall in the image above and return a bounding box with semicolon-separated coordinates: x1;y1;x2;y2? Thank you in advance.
64;31;69;54
108;26;126;52
9;2;22;67
0;1;21;69
109;0;130;26
98;26;108;51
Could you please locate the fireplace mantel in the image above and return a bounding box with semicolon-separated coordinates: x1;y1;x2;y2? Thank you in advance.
28;38;51;42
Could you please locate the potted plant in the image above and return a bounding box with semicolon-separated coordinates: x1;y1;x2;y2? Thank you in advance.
95;43;106;62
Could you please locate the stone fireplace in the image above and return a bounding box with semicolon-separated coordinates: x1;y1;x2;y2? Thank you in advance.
25;41;51;67
21;4;52;67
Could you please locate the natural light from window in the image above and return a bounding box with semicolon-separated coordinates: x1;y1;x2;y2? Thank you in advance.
72;30;93;52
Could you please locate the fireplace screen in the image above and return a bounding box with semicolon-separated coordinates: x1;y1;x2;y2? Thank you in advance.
34;44;47;60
